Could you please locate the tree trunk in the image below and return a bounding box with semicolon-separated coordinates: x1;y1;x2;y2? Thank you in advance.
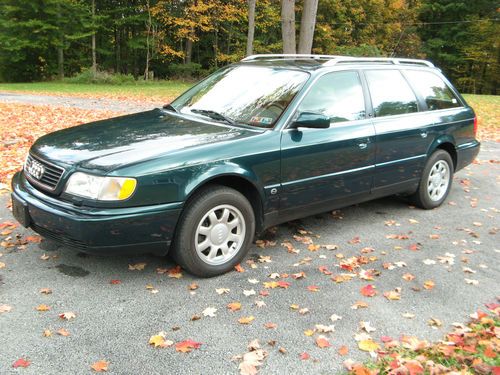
281;0;296;54
298;0;318;54
91;0;96;75
185;38;193;64
144;0;151;80
246;0;256;56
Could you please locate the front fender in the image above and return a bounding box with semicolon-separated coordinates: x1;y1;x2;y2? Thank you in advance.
182;161;264;202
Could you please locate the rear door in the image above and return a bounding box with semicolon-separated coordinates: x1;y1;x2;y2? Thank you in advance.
280;70;376;211
364;69;432;191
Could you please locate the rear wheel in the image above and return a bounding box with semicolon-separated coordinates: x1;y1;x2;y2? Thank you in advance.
171;185;255;277
410;149;453;209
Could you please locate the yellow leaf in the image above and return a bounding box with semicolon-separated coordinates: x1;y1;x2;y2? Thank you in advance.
238;316;255;324
304;329;315;336
227;302;241;312
358;339;380;352
36;304;50;311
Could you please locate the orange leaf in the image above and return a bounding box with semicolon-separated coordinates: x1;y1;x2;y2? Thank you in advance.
36;304;50;311
299;352;310;360
316;336;331;348
175;339;202;353
227;302;241;312
234;264;245;273
91;360;109;372
338;345;349;356
307;285;320;292
423;280;435;290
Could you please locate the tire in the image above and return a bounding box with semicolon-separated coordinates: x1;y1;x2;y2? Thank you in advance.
410;149;454;209
171;185;255;277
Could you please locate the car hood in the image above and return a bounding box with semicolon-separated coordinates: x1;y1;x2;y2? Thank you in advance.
31;109;261;172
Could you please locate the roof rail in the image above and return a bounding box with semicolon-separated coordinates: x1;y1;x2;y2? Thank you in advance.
322;56;434;68
241;54;342;62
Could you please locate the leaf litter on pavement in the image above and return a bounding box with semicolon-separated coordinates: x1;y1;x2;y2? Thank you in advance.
0;100;498;373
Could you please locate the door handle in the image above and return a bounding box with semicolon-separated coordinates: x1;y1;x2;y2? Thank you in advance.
358;142;368;150
420;131;428;138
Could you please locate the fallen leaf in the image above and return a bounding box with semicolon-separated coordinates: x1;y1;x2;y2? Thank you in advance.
91;360;109;372
234;264;245;273
43;329;52;337
423;280;435;290
202;307;217;317
39;288;52;294
0;304;12;313
338;345;349;356
128;262;146;271
316;335;331;348
227;302;242;312
360;284;377;297
175;339;202;353
56;328;70;336
59;311;76;320
299;352;310;360
12;358;30;368
36;304;51;311
383;289;401;300
358;339;380;352
238;316;255;325
149;332;173;348
216;288;230;295
264;322;277;329
110;279;121;285
306;285;320;292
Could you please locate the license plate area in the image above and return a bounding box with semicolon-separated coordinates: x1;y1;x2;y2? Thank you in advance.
12;194;30;227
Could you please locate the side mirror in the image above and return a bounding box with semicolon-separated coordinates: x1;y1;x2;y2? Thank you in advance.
291;112;330;129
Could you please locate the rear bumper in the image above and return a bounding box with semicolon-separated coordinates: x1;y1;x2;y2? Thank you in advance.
11;172;182;256
456;140;481;171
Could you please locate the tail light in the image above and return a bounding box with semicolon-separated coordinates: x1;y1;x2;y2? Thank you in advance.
473;116;478;137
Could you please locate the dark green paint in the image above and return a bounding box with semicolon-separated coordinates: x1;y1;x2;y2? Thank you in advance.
12;59;480;254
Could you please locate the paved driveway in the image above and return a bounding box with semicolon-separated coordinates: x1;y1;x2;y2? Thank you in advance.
0;142;498;374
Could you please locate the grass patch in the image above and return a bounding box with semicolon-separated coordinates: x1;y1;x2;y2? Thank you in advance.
0;81;192;102
463;94;499;141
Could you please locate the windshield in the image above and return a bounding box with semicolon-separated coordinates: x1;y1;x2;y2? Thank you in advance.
171;65;309;128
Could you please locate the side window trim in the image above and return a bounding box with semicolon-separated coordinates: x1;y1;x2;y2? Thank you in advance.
358;70;374;118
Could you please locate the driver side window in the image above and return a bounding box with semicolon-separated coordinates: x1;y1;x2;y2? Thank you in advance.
297;71;366;124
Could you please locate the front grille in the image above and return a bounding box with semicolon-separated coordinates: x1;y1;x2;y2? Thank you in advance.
24;154;65;191
31;223;87;250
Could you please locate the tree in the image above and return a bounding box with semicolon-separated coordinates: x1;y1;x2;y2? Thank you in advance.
246;0;256;56
281;0;296;53
298;0;318;54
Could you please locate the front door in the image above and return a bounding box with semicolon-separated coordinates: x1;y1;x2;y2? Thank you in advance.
280;70;376;213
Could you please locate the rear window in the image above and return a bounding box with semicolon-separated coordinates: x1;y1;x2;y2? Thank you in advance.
404;70;461;111
365;70;418;117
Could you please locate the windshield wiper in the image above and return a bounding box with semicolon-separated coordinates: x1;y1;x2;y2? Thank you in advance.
162;104;178;113
190;109;236;125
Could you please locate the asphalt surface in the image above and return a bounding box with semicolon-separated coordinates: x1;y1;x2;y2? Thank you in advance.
0;138;498;374
0;92;154;113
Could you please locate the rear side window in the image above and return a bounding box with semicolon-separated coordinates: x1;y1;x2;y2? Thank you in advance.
404;70;461;111
298;71;366;123
365;70;418;117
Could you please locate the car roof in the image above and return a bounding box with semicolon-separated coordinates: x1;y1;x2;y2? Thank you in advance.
238;54;436;73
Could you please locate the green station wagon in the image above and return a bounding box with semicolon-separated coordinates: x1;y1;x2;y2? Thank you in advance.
11;54;480;277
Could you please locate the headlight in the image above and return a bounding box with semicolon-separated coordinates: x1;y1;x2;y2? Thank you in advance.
65;172;137;201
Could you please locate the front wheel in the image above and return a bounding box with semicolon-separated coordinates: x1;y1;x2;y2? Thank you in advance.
171;185;255;277
410;149;453;209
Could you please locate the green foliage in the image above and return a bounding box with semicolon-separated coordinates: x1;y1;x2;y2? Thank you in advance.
65;68;135;85
166;63;204;80
0;0;497;94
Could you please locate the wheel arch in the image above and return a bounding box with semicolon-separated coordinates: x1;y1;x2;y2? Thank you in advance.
427;136;457;171
183;168;265;233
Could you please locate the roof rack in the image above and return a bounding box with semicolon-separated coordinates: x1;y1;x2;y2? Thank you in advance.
241;54;342;61
322;56;434;68
240;54;434;68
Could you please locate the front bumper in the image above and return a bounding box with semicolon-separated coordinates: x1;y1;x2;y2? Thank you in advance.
11;172;182;256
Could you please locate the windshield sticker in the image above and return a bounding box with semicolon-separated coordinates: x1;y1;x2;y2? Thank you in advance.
250;116;273;125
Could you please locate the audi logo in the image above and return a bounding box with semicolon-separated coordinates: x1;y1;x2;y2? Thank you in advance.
25;159;45;180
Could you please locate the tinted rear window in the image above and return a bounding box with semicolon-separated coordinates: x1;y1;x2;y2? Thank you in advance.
404;70;461;111
365;70;418;117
